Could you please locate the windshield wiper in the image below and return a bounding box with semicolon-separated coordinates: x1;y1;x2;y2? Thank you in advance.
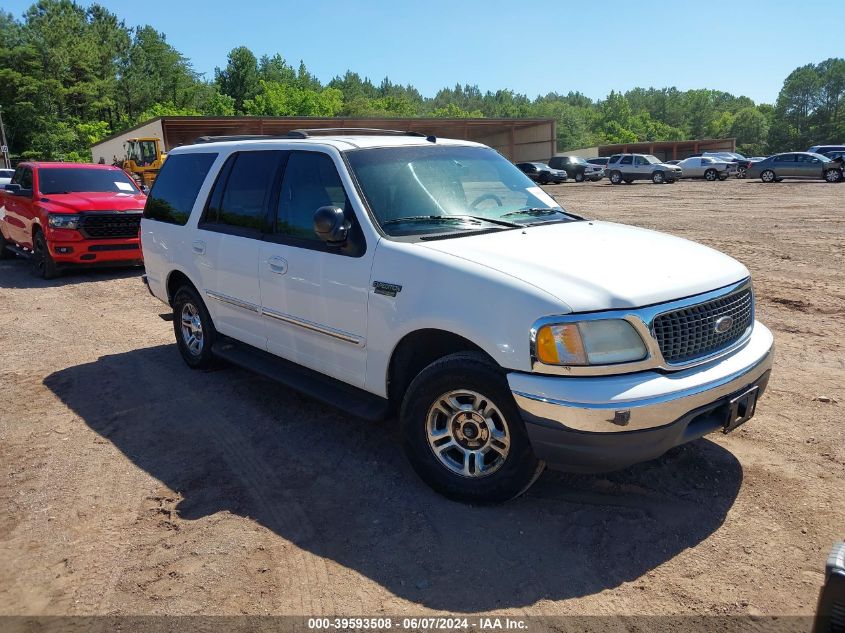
501;207;585;221
382;214;520;228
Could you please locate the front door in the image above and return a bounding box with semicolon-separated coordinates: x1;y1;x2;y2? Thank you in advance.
259;150;372;388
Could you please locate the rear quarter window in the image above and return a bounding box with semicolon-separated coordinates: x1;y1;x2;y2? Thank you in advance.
143;153;218;226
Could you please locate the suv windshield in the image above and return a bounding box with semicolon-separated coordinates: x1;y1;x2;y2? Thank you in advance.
643;155;662;164
346;146;576;237
38;168;139;195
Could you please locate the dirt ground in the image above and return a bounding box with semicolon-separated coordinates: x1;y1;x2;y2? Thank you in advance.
0;178;842;619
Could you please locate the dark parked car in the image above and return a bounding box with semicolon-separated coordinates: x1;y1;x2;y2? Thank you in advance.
746;152;843;183
515;162;568;184
547;155;604;182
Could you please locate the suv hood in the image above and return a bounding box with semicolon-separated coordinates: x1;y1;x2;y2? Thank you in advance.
40;191;146;212
420;220;749;312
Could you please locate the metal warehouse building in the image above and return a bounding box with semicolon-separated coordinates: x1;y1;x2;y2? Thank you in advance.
91;116;557;163
557;138;737;162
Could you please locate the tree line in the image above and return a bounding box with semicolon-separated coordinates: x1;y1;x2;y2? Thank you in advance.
1;0;843;162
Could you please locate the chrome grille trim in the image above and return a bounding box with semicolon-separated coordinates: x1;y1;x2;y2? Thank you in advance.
652;287;754;364
530;278;755;377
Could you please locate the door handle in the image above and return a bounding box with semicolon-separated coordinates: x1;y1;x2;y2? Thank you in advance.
192;240;206;254
268;256;288;275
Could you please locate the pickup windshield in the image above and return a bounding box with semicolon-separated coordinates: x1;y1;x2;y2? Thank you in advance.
346;145;575;237
38;168;139;195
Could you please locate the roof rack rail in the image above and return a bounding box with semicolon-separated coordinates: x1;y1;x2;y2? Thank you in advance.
191;129;438;145
286;128;436;142
194;135;274;144
286;128;423;138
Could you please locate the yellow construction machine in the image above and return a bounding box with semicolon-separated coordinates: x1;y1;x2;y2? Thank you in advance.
121;137;166;189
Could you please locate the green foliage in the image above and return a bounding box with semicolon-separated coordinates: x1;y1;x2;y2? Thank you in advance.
0;2;841;161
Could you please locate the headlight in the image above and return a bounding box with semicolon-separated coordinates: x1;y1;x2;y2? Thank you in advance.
535;319;647;366
48;214;80;230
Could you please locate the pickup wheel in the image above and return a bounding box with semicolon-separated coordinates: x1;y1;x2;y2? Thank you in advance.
172;285;217;369
0;231;13;260
31;231;59;280
400;352;542;503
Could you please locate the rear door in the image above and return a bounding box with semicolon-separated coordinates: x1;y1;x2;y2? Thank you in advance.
258;149;372;388
619;155;634;177
196;150;283;349
773;153;797;177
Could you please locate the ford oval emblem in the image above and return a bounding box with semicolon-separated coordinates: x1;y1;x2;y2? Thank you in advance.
714;316;734;334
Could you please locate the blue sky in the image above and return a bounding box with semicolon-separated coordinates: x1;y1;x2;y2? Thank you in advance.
5;0;844;104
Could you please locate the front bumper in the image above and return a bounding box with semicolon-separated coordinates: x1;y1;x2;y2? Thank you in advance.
508;322;773;472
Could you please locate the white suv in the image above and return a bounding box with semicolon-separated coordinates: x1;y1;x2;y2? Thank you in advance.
141;129;773;503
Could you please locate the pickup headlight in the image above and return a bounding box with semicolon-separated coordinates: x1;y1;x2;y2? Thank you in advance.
48;214;80;230
535;319;647;365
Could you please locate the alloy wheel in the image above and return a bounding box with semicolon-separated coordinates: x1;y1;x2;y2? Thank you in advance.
426;389;510;478
180;302;204;356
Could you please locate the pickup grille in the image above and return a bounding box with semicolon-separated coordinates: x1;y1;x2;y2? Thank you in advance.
79;213;142;239
652;287;753;364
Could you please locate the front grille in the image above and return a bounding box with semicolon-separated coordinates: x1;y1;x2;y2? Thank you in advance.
79;213;141;239
652;287;753;364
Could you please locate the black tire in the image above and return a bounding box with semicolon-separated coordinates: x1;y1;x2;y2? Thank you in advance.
718;174;728;181
609;170;622;185
0;231;13;260
824;169;843;183
651;171;665;184
623;177;634;184
704;168;718;181
30;231;59;279
172;285;217;369
574;171;584;182
761;169;776;183
400;351;542;503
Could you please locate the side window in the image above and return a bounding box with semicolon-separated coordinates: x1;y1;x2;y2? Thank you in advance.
276;152;348;241
773;154;793;163
10;166;23;185
620;155;633;165
144;153;217;225
20;168;33;190
203;151;282;233
634;156;647;166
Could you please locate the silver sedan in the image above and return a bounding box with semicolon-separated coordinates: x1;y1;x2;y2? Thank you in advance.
676;157;735;181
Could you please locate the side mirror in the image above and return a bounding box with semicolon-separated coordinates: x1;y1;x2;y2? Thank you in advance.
313;206;350;244
4;183;21;193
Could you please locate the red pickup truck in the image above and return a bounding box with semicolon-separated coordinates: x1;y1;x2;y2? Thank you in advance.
0;162;146;279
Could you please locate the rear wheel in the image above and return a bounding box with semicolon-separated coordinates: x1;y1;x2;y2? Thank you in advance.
609;171;622;185
401;352;542;503
824;169;843;183
172;285;217;369
652;170;665;184
704;168;718;181
574;171;584;182
30;231;59;280
761;169;776;183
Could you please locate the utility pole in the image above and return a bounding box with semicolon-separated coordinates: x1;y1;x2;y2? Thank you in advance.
0;106;10;169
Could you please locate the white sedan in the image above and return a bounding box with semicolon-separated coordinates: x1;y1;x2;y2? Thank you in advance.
677;157;735;181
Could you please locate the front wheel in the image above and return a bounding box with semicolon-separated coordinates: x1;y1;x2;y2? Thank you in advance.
172;285;217;369
574;171;584;182
761;169;776;183
609;170;622;185
824;169;843;183
652;170;665;184
400;352;542;503
30;231;59;279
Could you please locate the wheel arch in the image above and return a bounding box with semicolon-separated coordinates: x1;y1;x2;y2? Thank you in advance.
387;328;495;413
166;269;199;307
